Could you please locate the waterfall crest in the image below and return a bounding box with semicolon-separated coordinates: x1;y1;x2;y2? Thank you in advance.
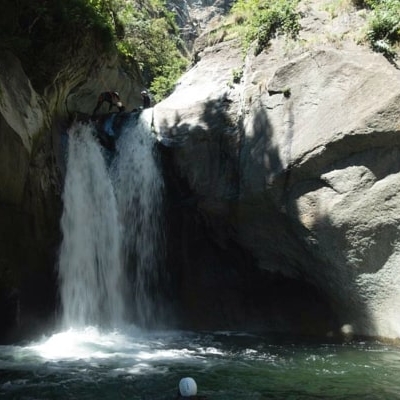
58;112;164;330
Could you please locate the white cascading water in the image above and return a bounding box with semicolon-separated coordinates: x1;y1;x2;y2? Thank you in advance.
58;111;164;329
111;110;165;327
58;123;125;328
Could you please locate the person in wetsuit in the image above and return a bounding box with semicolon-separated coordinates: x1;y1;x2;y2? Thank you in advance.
92;91;125;116
141;90;151;109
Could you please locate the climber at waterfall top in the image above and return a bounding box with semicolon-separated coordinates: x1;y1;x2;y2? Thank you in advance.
141;90;151;109
92;91;125;116
131;90;152;113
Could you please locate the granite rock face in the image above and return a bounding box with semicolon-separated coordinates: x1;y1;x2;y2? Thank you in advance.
154;0;400;338
0;52;60;342
2;0;400;341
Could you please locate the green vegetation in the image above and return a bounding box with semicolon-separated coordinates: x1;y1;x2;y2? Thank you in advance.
221;0;399;62
232;67;243;84
115;0;188;102
1;0;398;101
282;86;291;98
0;0;188;101
0;0;115;91
363;0;400;60
323;0;354;19
230;0;301;55
323;0;399;59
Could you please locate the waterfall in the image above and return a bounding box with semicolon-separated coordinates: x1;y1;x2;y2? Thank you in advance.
58;111;164;329
58;123;124;328
111;110;165;327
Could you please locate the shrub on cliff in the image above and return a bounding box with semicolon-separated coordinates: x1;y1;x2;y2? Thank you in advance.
0;0;114;92
114;0;188;102
226;0;399;60
230;0;301;55
364;0;400;60
0;0;188;101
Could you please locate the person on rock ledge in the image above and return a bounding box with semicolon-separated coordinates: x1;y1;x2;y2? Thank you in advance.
131;90;151;113
141;90;151;109
92;91;125;116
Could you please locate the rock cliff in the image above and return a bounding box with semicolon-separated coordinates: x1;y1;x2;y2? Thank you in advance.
153;0;400;339
1;0;400;342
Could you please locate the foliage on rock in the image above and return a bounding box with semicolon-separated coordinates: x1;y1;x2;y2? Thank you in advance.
0;0;114;92
114;0;188;102
363;0;400;60
230;0;301;55
206;0;399;62
0;0;188;101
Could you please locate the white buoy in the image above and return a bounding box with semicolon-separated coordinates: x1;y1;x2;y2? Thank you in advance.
179;377;197;396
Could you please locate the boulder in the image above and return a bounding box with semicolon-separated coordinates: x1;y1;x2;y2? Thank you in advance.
154;0;400;339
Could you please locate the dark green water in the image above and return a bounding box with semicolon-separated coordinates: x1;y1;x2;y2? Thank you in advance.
1;328;400;399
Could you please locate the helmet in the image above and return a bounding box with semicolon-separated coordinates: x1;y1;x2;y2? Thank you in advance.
113;91;119;97
179;377;197;397
141;90;148;95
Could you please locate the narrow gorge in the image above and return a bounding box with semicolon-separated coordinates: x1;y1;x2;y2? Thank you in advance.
1;0;400;345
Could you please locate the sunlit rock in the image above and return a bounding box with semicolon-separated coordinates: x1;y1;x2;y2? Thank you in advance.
153;1;400;339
